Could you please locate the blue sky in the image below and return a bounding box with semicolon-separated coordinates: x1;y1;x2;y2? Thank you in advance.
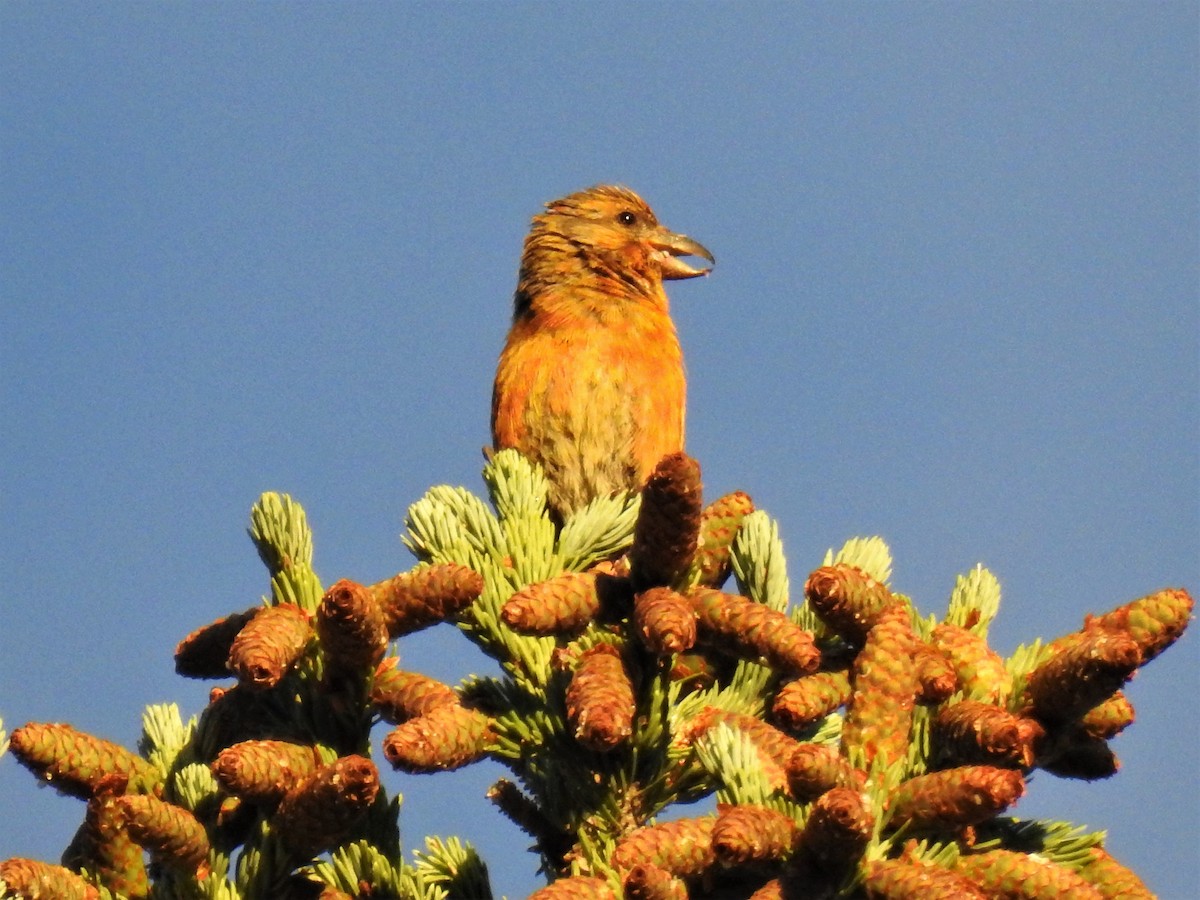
2;3;1196;897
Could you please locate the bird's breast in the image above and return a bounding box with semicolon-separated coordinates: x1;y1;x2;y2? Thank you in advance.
492;301;686;513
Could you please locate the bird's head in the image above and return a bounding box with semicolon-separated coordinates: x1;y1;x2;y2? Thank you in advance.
517;185;714;310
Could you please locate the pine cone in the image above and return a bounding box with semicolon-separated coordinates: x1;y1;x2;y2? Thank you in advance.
680;709;803;791
193;684;285;759
0;858;101;900
566;643;635;751
316;579;388;671
772;670;851;730
1078;692;1135;740
691;490;755;588
612;815;717;878
174;607;259;678
370;563;484;636
863;858;987;899
954;848;1104;899
841;604;920;769
629;452;703;590
914;643;958;703
689;588;820;675
888;766;1025;829
634;587;697;655
805;564;895;644
370;657;459;723
796;786;873;867
623;863;689;900
785;744;865;802
930;623;1010;705
1084;587;1193;663
9;722;159;800
502;572;602;635
227;603;313;691
1036;725;1120;780
62;786;148;899
528;876;618;900
381;702;492;773
711;803;798;865
1024;628;1141;722
116;793;211;874
932;700;1039;769
1077;847;1154;899
271;755;379;857
211;739;321;803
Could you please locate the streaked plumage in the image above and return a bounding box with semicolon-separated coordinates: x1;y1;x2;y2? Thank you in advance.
492;185;713;517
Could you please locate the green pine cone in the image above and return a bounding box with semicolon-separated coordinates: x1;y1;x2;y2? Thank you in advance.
62;789;149;899
862;858;987;899
691;490;755;589
930;623;1010;705
841;604;920;770
1084;587;1193;663
9;722;159;800
954;848;1104;899
1077;847;1155;899
1078;692;1135;740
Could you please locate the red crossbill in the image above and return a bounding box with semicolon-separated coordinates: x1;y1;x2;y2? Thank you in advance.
491;185;713;518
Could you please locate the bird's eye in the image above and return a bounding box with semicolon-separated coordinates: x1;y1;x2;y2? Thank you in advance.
617;210;637;227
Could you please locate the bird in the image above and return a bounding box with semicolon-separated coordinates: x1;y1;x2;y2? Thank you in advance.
491;185;714;519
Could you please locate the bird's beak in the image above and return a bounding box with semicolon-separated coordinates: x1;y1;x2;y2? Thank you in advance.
649;230;715;280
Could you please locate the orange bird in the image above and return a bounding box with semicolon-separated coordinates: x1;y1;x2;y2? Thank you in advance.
491;185;714;518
